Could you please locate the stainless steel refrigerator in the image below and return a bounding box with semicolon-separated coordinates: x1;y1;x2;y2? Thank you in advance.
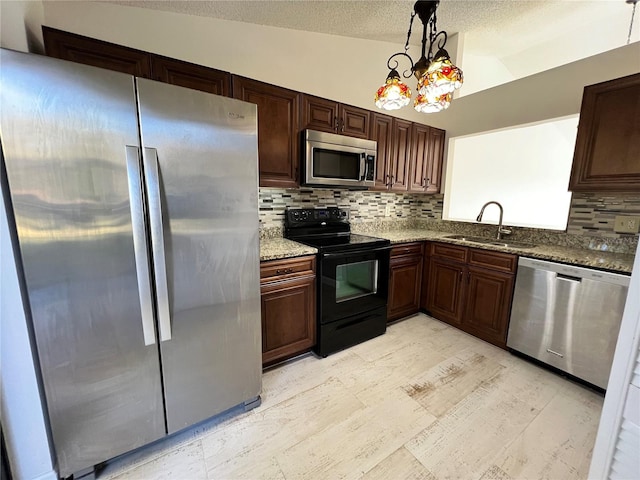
0;49;262;478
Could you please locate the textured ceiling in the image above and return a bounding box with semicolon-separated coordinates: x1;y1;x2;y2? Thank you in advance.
101;1;622;55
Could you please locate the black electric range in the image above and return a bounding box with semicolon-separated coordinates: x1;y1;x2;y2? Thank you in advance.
284;207;390;357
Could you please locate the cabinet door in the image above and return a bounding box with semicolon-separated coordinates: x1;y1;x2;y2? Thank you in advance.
261;275;316;366
388;254;423;321
339;105;371;139
233;76;300;188
569;73;640;191
390;119;412;191
409;124;430;192
370;113;393;189
43;26;152;78
427;258;465;326
409;125;445;193
463;266;514;348
150;56;231;96
420;243;431;310
425;127;445;194
302;95;339;134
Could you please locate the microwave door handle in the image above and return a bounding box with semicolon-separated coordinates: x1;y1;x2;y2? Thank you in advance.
359;153;366;180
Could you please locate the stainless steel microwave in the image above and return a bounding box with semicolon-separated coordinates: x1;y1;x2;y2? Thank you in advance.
303;129;377;188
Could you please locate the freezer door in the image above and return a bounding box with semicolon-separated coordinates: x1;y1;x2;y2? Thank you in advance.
0;50;165;477
136;78;262;433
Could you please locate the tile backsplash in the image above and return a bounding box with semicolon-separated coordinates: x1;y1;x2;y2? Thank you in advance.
259;188;443;228
567;192;640;237
259;188;639;253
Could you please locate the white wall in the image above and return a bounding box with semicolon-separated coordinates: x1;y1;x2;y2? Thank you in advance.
461;1;640;96
0;0;44;53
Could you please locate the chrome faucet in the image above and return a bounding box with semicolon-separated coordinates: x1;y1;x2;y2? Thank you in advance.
476;201;512;240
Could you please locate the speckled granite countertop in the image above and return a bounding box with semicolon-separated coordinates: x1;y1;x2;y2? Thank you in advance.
260;237;317;262
371;229;634;274
261;229;634;274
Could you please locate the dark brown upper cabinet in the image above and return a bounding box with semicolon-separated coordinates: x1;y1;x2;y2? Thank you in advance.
569;73;640;192
389;118;413;191
43;26;152;78
42;27;449;192
370;113;394;189
43;27;232;97
409;125;444;193
232;76;301;188
371;113;444;194
301;95;370;139
149;56;231;96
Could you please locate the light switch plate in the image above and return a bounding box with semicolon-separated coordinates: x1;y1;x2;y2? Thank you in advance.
614;215;640;234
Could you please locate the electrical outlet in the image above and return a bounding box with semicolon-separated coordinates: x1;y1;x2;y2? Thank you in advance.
385;204;392;217
614;215;640;234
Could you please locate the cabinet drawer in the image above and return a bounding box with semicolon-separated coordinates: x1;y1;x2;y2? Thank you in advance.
468;248;516;273
430;243;467;262
391;242;423;258
260;255;315;281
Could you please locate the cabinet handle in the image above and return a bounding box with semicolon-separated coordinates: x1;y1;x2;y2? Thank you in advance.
334;116;339;131
340;118;345;132
276;267;294;275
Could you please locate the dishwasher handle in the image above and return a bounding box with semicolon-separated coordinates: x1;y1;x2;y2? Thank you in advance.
556;273;582;283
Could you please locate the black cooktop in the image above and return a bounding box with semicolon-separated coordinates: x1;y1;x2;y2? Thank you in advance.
284;207;390;253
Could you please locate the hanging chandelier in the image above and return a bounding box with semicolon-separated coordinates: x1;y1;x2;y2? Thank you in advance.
375;0;463;113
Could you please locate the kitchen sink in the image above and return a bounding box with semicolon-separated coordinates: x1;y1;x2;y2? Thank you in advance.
443;234;536;249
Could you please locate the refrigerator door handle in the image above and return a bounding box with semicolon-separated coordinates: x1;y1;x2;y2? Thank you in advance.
125;145;157;346
142;147;172;342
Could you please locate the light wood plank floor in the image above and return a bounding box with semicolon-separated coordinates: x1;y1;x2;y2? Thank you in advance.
98;314;603;480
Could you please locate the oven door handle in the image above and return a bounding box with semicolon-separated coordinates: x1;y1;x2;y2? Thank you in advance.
359;153;366;181
321;245;391;259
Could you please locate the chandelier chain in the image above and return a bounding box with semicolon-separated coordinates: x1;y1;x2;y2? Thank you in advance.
628;0;637;45
404;11;416;53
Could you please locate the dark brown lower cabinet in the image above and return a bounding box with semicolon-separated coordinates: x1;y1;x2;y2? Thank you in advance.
260;256;316;366
463;266;514;347
388;243;423;322
426;257;465;326
426;243;516;348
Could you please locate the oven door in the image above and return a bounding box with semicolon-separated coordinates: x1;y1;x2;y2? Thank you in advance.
319;246;390;324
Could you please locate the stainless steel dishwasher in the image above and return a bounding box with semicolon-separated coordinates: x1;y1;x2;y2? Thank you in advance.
507;257;630;389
